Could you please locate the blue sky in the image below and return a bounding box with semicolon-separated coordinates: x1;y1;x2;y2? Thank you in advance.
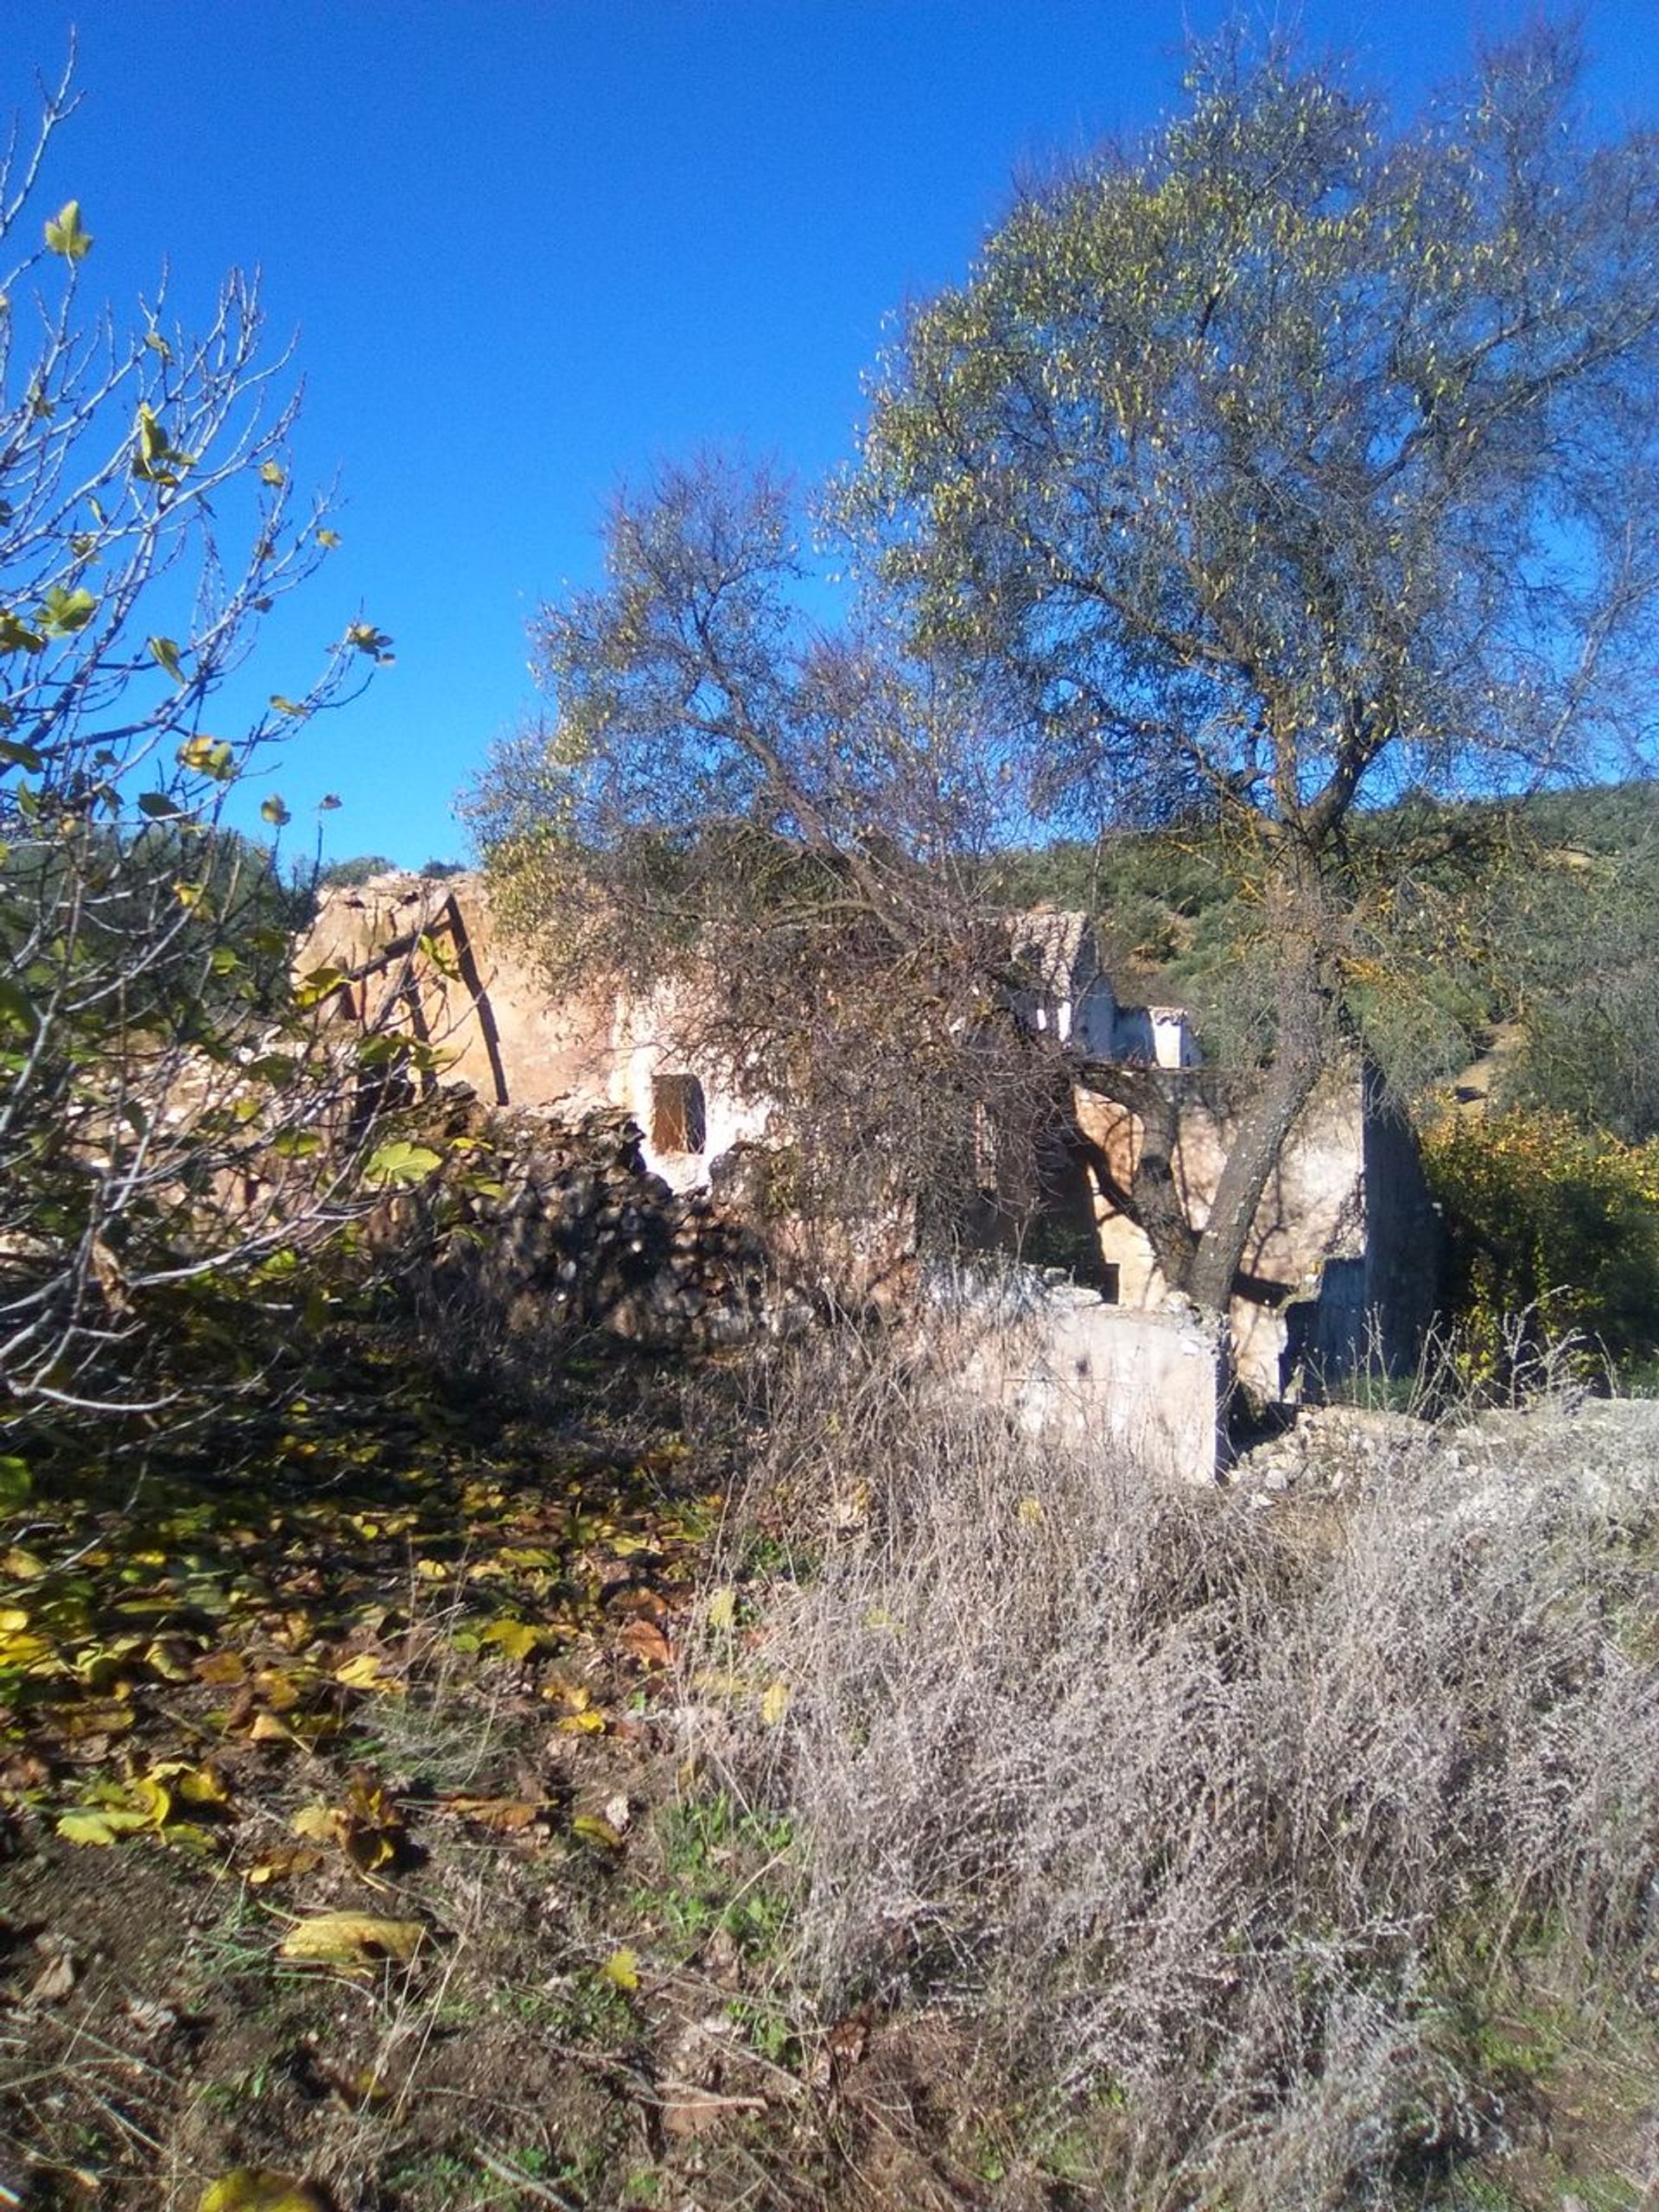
15;1;1659;866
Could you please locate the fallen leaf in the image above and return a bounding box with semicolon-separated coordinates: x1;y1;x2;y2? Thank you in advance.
199;2175;333;2212
333;1650;401;1694
56;1807;149;1845
601;1945;640;1992
570;1814;625;1853
437;1795;548;1833
245;1846;324;1887
27;1942;76;2004
479;1617;558;1664
705;1587;737;1632
619;1619;672;1669
277;1912;424;1968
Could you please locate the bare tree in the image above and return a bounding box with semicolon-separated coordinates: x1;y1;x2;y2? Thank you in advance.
0;57;406;1444
468;456;1077;1255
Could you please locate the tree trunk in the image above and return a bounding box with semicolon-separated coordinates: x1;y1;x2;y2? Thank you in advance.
1185;926;1332;1319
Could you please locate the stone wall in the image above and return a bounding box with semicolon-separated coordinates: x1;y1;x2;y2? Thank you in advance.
925;1262;1223;1483
411;1099;809;1352
1070;1065;1438;1400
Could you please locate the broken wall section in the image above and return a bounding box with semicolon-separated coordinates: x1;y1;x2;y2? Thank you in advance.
407;1100;810;1356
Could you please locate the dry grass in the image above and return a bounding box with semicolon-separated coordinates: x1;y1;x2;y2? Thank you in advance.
696;1326;1659;2210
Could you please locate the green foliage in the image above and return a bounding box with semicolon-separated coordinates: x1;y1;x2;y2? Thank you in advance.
1424;1107;1659;1377
315;852;399;888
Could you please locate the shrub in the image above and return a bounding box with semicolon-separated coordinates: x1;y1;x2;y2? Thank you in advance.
1423;1107;1659;1380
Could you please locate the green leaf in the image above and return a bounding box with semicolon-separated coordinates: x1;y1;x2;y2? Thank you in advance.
0;1457;29;1511
149;634;184;682
269;695;309;718
0;736;44;771
293;965;346;1009
259;460;285;487
362;1141;442;1189
316;527;340;550
260;794;292;828
43;200;93;261
37;585;98;636
137;791;183;820
270;1128;324;1160
0;610;46;655
344;622;395;662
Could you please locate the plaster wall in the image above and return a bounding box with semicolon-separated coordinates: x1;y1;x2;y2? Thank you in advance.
940;1274;1222;1483
299;875;772;1188
1075;1075;1368;1395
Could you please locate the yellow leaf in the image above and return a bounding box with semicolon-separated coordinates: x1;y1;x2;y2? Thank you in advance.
760;1680;791;1727
333;1650;399;1693
246;1846;324;1886
57;1808;142;1845
128;1775;173;1827
199;2174;331;2212
291;1803;340;1843
601;1946;641;1992
276;1911;424;1967
705;1586;737;1632
161;1821;221;1857
168;1763;232;1810
479;1617;555;1664
144;1637;195;1682
555;1707;606;1735
0;1630;53;1667
571;1814;625;1852
249;1711;298;1745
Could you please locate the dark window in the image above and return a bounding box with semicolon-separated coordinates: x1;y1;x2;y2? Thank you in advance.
651;1072;707;1155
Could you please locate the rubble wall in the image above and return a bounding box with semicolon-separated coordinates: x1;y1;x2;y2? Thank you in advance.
412;1101;809;1352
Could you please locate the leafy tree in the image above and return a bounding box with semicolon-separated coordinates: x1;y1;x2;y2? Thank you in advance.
842;22;1659;1313
474;24;1659;1338
1424;1106;1659;1378
1;60;406;1446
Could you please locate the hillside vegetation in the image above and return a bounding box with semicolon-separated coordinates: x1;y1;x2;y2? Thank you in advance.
987;783;1659;1134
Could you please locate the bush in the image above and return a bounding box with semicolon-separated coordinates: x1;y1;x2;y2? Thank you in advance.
1423;1107;1659;1379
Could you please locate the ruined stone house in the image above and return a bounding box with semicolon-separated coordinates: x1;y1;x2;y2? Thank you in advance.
299;873;1437;1401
